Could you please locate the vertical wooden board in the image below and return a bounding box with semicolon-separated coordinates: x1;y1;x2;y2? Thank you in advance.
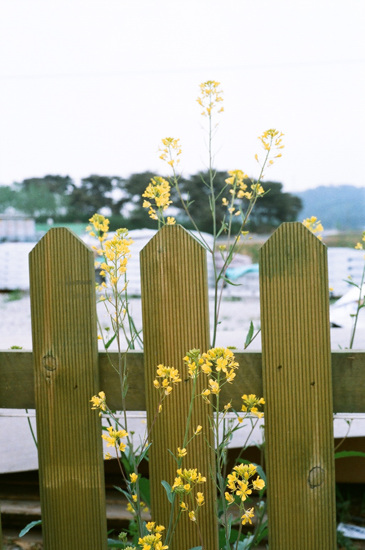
259;223;336;550
29;228;107;550
141;225;218;550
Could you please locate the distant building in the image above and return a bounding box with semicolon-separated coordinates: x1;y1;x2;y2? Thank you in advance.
0;209;36;242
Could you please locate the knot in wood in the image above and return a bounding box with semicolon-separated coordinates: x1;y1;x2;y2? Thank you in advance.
42;354;58;372
307;466;325;489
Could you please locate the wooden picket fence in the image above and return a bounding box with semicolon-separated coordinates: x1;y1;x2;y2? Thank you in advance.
0;222;364;550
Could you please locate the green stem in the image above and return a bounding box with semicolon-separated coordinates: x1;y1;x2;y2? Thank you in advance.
349;263;365;349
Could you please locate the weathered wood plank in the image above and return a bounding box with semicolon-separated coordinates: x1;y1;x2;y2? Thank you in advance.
140;225;218;550
260;222;337;549
29;228;107;550
1;350;365;412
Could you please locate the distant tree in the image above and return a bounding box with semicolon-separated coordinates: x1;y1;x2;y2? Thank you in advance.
245;181;302;233
12;175;74;219
171;174;302;234
67;175;118;220
0;185;18;213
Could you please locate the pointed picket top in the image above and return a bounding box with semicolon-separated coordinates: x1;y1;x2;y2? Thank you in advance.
260;222;336;549
140;224;218;550
29;227;107;550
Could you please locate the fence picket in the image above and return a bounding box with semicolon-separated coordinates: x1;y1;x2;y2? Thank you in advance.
140;225;218;550
260;222;336;549
29;228;107;549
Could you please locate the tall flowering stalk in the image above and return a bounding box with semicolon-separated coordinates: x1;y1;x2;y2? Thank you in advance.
182;348;266;548
348;231;365;348
144;80;284;347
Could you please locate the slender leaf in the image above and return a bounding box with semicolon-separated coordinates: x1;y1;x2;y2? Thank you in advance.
244;322;254;348
161;480;173;503
19;520;42;537
335;450;365;460
105;332;117;349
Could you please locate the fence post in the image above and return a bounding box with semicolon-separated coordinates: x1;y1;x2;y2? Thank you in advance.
29;228;107;549
140;225;218;550
259;222;336;549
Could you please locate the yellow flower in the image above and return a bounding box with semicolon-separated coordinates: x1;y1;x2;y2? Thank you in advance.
241;394;265;417
159;137;182;169
130;472;138;483
194;425;203;435
236;480;252;502
102;426;128;449
241;507;255;525
196;80;224;118
196;492;205;506
188;510;196;522
166;217;176;225
142;176;173;223
252;476;265;491
302;217;324;240
225;491;234;505
177;447;187;458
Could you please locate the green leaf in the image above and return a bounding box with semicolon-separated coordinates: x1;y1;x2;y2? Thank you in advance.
161;480;173;503
237;535;255;549
335;450;365;460
107;538;129;548
244;322;254;348
139;476;151;507
19;520;42;537
220;275;241;287
105;333;117;349
113;486;131;500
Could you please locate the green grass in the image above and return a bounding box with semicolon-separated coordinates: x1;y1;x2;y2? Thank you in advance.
36;223;87;236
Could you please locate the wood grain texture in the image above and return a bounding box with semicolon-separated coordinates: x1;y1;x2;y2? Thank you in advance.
140;225;218;550
260;222;336;549
1;351;365;412
29;228;107;549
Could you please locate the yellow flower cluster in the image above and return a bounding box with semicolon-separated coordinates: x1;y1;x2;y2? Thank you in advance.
303;216;324;240
86;213;109;239
225;463;265;525
138;522;168;550
98;228;133;285
258;128;284;154
172;468;206;494
159;137;182;169
102;426;128;453
196;80;224;117
142;176;175;224
90;391;107;412
223;170;265;211
355;231;365;250
241;393;265;419
255;128;285;170
153;364;182;396
201;347;239;394
87;214;133;292
172;467;206;522
126;499;149;516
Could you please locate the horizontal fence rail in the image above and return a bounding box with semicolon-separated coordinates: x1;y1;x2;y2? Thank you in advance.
1;350;364;412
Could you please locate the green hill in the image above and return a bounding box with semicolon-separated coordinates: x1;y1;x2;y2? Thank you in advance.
296;185;364;230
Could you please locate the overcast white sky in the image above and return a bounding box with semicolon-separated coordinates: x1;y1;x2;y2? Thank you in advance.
0;0;364;192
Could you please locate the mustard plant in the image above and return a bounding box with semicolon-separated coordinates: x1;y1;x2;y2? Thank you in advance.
143;80;284;347
348;231;365;349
